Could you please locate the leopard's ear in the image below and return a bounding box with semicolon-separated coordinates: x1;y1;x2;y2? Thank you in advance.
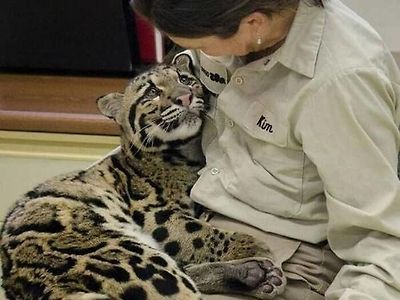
173;53;194;74
97;92;124;121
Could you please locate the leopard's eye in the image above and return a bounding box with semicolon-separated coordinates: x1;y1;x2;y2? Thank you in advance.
147;87;160;97
179;75;192;85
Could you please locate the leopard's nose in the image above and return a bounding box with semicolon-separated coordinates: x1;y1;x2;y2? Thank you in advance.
174;93;193;107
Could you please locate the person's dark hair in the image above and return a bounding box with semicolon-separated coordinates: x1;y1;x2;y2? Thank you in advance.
132;0;325;38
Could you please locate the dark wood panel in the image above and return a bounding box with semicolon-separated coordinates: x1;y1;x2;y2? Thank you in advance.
0;74;127;135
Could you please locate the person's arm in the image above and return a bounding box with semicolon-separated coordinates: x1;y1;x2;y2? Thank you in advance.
297;67;400;299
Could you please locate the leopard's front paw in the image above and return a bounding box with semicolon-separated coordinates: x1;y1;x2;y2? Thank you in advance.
224;257;286;299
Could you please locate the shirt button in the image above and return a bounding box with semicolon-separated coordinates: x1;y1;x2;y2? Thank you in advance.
210;167;220;175
234;76;244;85
227;119;234;127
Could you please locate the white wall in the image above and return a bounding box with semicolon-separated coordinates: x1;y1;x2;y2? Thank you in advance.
0;131;119;222
0;157;94;220
342;0;400;53
0;132;118;300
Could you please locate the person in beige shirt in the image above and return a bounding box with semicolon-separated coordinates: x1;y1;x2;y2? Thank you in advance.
132;0;400;299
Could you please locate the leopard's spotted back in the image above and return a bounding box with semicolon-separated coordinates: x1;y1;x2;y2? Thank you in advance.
0;63;206;300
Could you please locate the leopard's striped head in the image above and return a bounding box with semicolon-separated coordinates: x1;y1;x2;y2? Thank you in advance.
97;55;207;152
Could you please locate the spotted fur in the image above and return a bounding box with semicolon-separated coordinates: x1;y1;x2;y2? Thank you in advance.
1;58;285;300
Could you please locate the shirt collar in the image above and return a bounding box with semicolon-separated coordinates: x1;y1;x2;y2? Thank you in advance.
275;0;326;78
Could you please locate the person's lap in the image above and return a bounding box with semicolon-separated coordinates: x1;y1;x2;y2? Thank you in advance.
200;214;344;300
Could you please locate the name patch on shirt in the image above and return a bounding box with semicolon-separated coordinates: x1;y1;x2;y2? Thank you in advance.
199;52;228;95
257;115;274;133
244;103;287;147
200;66;226;85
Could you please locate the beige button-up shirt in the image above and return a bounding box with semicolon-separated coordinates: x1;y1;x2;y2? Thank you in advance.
177;0;400;298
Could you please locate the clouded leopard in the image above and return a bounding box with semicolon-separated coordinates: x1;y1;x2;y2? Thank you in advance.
0;55;285;300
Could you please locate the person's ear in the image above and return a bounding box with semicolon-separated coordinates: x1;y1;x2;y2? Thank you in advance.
239;12;270;48
240;11;268;30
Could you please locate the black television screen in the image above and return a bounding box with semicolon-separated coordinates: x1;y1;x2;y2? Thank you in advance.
0;0;140;76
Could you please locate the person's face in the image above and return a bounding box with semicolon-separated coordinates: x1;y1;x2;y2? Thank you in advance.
167;12;266;57
167;10;296;57
168;30;254;57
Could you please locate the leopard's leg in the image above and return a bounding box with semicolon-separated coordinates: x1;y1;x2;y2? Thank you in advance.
132;192;274;262
184;257;286;300
140;207;286;297
142;206;270;264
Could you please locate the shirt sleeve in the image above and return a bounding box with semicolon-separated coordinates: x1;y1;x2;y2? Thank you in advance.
297;67;400;299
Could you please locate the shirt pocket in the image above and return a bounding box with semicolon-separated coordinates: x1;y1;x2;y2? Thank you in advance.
234;101;305;217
